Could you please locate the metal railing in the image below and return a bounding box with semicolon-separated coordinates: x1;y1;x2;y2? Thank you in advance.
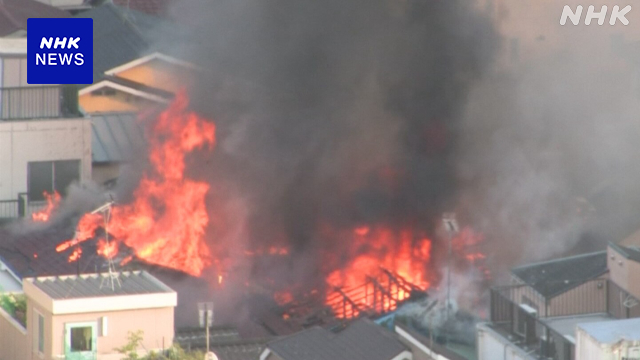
490;288;575;360
0;85;80;120
0;193;48;220
0;199;20;219
490;279;640;360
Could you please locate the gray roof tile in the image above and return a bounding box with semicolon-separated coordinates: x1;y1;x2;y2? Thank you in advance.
267;319;407;360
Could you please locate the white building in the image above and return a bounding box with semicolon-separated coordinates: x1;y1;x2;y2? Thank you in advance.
0;38;90;219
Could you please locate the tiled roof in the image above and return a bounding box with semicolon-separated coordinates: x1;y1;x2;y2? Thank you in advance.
25;270;172;299
267;318;407;360
0;0;70;37
0;224;113;278
90;112;146;163
511;251;608;298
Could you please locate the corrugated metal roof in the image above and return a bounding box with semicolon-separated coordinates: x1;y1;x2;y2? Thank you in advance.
27;270;172;299
267;318;407;360
578;317;640;343
91;112;146;163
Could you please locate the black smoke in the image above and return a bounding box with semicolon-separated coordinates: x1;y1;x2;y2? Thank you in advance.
155;0;499;292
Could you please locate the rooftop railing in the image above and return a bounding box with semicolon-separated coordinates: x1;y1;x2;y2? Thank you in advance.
489;279;640;360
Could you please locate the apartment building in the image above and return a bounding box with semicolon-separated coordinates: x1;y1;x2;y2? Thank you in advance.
477;243;640;360
0;38;90;220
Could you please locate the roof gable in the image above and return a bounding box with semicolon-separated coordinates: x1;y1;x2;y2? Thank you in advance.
104;52;199;76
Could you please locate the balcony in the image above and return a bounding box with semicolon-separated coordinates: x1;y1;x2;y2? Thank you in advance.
487;280;640;360
0;85;81;120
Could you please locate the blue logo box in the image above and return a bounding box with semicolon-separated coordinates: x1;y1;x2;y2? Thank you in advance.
27;18;93;85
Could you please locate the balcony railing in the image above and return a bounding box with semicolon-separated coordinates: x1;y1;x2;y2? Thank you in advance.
0;193;50;220
0;85;80;120
489;279;640;360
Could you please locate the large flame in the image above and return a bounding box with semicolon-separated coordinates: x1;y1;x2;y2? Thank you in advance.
58;91;216;276
323;225;432;318
31;191;61;222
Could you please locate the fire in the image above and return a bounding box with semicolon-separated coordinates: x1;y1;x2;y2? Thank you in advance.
31;191;61;222
274;291;294;305
57;91;216;276
97;239;118;259
68;248;82;263
324;226;432;318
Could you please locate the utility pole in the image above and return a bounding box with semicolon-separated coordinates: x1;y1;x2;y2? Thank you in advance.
198;302;214;353
442;213;459;324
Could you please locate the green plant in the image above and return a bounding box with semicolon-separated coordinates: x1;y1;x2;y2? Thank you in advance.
0;293;27;327
115;330;145;360
164;344;204;360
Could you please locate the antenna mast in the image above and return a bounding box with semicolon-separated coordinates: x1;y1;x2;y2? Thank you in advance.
92;201;121;291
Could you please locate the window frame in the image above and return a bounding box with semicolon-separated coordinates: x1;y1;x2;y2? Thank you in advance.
65;321;97;355
33;309;44;357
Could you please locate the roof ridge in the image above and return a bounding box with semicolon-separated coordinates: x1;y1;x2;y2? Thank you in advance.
512;250;606;271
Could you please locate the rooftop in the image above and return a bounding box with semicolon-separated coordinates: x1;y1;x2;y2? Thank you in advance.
540;313;613;342
511;251;607;298
609;242;640;263
578;317;640;343
90;112;146;164
26;270;173;299
0;0;70;37
75;3;192;83
266;318;408;360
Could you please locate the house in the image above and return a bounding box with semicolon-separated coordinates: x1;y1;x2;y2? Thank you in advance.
607;242;640;303
0;38;90;220
0;270;176;360
0;224;213;328
477;243;640;360
90;112;146;185
260;318;412;360
74;3;192;84
0;0;70;38
575;317;640;359
509;251;608;317
79;53;199;114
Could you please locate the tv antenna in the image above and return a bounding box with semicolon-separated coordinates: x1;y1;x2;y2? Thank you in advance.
92;200;121;291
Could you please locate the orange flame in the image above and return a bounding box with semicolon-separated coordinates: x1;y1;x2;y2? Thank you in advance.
68;248;82;263
97;239;118;259
324;226;432;318
31;191;61;222
57;91;216;276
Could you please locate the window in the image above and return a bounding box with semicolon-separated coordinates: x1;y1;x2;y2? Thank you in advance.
70;327;93;352
28;160;80;201
33;311;44;354
65;322;96;356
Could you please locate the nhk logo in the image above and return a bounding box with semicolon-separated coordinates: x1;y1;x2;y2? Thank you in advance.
560;5;632;25
27;18;93;84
